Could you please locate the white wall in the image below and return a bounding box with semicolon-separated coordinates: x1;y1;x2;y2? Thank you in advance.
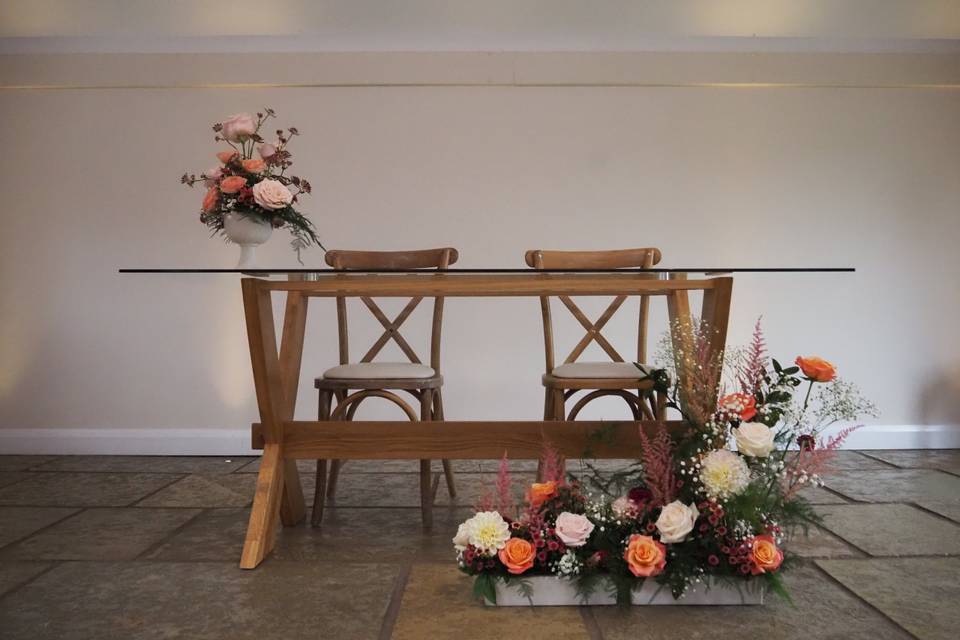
1;51;959;453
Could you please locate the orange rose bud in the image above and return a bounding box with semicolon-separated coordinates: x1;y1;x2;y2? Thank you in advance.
749;534;783;575
795;356;836;382
718;392;757;421
527;481;558;509
216;150;239;164
624;534;666;577
201;187;219;212
241;158;266;173
219;176;247;194
498;538;535;575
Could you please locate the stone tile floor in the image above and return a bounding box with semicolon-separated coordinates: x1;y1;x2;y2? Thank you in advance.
0;450;956;639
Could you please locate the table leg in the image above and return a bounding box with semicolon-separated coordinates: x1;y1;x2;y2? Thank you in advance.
277;288;309;526
240;442;285;569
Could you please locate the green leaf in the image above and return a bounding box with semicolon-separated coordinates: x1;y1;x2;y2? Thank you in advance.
764;571;794;607
473;573;497;605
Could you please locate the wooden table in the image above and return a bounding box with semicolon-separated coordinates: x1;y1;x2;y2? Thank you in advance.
238;271;732;569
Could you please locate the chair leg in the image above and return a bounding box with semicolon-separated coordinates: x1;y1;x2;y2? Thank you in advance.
419;388;435;531
434;390;457;498
312;390;332;528
326;389;348;500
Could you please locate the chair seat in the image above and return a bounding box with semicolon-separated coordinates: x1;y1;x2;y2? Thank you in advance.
550;361;650;379
322;362;436;379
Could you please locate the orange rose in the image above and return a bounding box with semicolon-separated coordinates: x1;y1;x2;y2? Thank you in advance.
201;187;219;212
527;481;558;509
216;150;239;164
241;158;266;173
624;534;666;577
795;356;836;382
718;392;757;421
219;176;247;194
749;535;783;575
498;538;535;575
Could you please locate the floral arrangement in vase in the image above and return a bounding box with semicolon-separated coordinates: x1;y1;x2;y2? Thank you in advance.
180;108;323;266
454;320;877;606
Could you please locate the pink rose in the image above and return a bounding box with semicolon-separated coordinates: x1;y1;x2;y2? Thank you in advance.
204;166;223;188
252;179;293;210
221;113;257;142
554;512;594;548
258;142;278;159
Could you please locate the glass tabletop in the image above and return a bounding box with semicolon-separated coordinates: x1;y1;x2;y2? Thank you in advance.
118;267;855;274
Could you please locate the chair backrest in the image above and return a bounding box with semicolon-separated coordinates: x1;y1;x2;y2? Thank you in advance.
524;248;662;372
325;248;458;372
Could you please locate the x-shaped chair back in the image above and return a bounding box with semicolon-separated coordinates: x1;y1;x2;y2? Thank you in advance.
525;248;662;372
326;248;458;371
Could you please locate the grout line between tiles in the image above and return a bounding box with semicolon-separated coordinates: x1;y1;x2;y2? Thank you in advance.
811;561;922;640
125;474;190;507
0;507;87;552
133;507;210;561
378;563;412;640
0;560;62;603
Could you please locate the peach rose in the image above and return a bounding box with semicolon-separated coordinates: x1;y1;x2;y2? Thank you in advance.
749;535;783;575
795;356;836;382
498;537;535;575
201;188;219;212
719;392;757;421
241;158;266;173
624;534;666;577
221;113;257;142
219;176;247;194
216;150;238;164
527;481;558;509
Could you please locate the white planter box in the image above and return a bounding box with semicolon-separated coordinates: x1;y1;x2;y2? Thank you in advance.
488;576;765;606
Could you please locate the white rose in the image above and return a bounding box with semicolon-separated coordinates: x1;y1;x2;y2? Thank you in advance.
221;112;257;142
258;142;278;159
452;522;470;552
252;179;293;210
655;500;699;544
733;422;775;458
554;512;595;548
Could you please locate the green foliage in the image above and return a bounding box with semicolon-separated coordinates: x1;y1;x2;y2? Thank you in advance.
472;573;497;605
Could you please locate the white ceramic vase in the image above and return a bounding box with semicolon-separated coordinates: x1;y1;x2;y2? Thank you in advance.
223;212;273;269
488;576;765;606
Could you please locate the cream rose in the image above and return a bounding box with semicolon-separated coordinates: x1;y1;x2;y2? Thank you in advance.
221;113;257;142
734;422;775;458
554;512;595;548
655;500;699;544
452;522;470;552
252;179;293;210
258;142;278;159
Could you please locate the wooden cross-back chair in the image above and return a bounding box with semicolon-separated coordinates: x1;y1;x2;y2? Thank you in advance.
525;248;668;425
312;248;458;529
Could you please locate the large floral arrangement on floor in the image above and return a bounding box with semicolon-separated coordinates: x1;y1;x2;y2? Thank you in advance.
180;108;323;260
454;320;877;604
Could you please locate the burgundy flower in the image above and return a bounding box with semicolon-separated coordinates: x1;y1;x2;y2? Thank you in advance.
797;434;816;451
628;487;653;504
537;551;548;563
708;555;720;566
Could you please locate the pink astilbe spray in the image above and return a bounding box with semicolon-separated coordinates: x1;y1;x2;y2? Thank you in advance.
475;452;517;516
539;440;565;485
782;425;861;499
637;424;678;508
738;317;768;396
493;453;515;516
